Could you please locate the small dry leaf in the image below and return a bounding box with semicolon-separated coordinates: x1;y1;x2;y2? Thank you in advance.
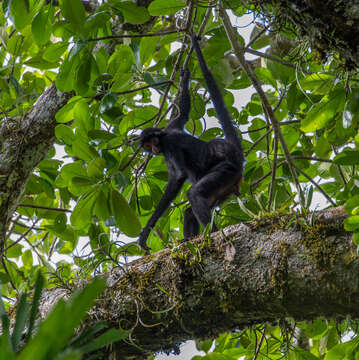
224;243;236;262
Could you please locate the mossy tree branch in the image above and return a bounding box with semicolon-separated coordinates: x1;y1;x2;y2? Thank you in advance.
38;207;355;359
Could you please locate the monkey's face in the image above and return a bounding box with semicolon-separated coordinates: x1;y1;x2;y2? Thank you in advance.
142;136;161;155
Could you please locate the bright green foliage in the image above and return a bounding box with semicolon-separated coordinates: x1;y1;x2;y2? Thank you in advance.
192;321;359;360
0;276;129;359
1;0;359;357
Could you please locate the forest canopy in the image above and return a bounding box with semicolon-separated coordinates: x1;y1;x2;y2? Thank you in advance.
1;0;359;359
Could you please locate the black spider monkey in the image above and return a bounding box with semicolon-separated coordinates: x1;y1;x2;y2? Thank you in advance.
138;34;244;251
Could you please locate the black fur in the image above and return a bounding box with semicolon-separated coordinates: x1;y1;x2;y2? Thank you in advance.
138;35;244;251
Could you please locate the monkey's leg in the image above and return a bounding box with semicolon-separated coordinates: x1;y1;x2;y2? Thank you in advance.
187;162;240;231
183;206;200;239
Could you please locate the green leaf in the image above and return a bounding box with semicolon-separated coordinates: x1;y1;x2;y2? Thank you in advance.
78;328;129;353
26;274;44;341
60;161;87;184
56;55;80;92
71;188;100;228
110;72;132;92
32;7;51;45
55;102;75;123
19;279;105;360
24;56;58;70
254;68;277;89
43;42;67;62
300;73;335;95
353;232;359;245
139;35;158;66
344;216;359;232
287;84;306;113
116;2;150;24
93;190;110;221
324;338;359;360
110;188;141;237
100;93;118;114
72;139;98;163
108;44;135;76
249;25;270;50
6;243;23;258
55;124;75;145
266;58;295;85
304;318;327;339
292;348;320;360
88;129;117;142
71;176;95;195
60;0;86;33
22;249;33;268
333;149;359;165
84;11;111;34
10;0;31;30
74;100;93;133
54;213;67;232
148;0;185;15
74;54;92;95
345;195;359;214
88;157;106;178
12;294;30;350
301;89;345;132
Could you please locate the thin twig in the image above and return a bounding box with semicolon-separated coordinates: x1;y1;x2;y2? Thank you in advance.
87;29;184;42
251;161;286;188
253;326;266;360
241;120;300;134
292;163;336;206
292;156;332;163
120;146;141;171
332;146;348;185
245;22;272;50
268;136;278;211
17;204;71;213
245;128;273;156
93;80;173;101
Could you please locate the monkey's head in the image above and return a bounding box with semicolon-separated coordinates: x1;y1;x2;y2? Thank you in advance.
140;128;163;155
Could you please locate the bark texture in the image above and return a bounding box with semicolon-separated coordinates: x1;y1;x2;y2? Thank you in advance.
0;84;72;248
38;207;357;359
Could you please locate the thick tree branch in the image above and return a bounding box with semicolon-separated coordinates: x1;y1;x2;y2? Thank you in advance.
0;83;72;249
38;207;356;359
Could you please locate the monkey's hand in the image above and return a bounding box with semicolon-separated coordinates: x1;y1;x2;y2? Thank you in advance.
138;228;151;253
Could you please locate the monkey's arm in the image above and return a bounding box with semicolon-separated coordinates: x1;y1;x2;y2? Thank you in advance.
138;175;186;251
139;153;187;251
166;69;191;131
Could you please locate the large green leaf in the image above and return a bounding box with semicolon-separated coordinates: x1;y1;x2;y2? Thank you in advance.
18;278;106;360
116;2;150;24
72;139;98;163
139;36;158;66
108;44;135;76
148;0;185;15
344;216;359;232
110;188;141;237
32;7;51;45
333;149;359;165
71;188;100;228
300;73;335;94
301;89;345;132
10;0;32;29
60;0;86;33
